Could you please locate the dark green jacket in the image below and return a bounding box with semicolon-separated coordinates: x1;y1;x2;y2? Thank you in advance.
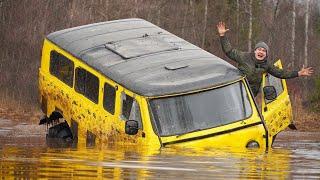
220;36;298;96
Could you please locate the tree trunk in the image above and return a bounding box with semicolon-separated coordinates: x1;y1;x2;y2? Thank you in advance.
248;0;252;52
304;0;309;67
105;0;109;20
267;0;280;60
0;1;4;25
40;1;50;34
291;0;296;68
236;0;240;46
190;0;197;41
134;0;139;17
181;1;188;36
69;0;77;26
157;3;161;26
201;0;208;48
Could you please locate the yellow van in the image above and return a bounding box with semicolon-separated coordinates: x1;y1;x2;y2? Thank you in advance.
38;18;293;149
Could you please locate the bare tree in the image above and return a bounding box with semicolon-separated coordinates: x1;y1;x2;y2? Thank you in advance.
201;0;208;48
157;3;161;26
236;0;240;45
1;0;320;112
261;0;280;60
132;0;138;17
248;0;252;52
181;1;189;36
104;0;109;20
291;0;296;68
304;0;310;67
190;0;197;41
242;0;253;51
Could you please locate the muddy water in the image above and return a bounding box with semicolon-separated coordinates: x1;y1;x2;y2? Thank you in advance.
0;117;319;179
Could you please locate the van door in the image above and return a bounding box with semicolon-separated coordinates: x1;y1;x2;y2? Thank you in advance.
261;60;293;144
120;92;145;144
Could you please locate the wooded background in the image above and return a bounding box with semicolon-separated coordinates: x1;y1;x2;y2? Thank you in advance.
0;0;319;121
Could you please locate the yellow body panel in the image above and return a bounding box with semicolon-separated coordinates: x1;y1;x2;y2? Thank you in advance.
161;122;266;149
261;60;293;146
39;39;161;148
39;39;269;150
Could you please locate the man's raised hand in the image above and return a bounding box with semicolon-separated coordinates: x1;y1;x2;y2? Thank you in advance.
217;21;229;36
298;65;314;77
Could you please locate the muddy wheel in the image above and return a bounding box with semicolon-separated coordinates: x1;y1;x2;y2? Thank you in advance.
47;121;73;140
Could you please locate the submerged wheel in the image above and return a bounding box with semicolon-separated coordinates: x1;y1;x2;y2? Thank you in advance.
47;121;73;141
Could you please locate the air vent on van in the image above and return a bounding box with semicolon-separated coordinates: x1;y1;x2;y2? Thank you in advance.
105;35;179;59
164;64;189;70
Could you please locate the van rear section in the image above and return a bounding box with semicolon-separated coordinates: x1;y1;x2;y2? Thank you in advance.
38;18;269;150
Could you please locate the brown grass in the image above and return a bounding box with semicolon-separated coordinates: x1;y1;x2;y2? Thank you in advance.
0;93;42;124
292;93;320;132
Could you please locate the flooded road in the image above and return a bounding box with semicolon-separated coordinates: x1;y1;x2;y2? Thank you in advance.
0;117;319;179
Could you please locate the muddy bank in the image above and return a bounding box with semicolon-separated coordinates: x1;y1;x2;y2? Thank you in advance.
0;107;46;146
291;111;320;132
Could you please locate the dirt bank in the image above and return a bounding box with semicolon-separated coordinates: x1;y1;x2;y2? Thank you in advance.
0;106;46;146
0;105;44;133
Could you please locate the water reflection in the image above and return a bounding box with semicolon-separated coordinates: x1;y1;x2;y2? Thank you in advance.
0;132;319;179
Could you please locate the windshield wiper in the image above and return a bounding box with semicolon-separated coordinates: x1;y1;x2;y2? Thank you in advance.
175;128;202;138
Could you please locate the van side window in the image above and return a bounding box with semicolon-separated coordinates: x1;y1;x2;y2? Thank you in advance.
49;50;74;87
121;93;142;129
103;83;116;114
75;68;99;104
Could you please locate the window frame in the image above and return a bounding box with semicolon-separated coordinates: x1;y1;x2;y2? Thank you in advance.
265;73;284;104
103;82;116;115
120;92;143;129
74;67;100;104
49;50;74;87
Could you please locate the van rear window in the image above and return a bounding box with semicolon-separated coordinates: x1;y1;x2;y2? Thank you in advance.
49;51;74;87
75;68;99;104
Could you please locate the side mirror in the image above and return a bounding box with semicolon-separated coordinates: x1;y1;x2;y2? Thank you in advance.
125;120;139;135
263;86;277;101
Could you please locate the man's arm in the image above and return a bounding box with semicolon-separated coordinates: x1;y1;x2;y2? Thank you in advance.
267;64;313;79
217;22;245;64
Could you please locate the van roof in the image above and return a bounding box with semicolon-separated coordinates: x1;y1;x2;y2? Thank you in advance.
47;18;242;97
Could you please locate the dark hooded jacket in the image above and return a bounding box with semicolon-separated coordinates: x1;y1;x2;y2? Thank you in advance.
220;36;298;96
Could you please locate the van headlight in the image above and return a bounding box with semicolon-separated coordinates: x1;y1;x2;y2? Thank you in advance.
246;140;260;149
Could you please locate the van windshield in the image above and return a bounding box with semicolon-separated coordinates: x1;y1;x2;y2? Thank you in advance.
149;81;253;136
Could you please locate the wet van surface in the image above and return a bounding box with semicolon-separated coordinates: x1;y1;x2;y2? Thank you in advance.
38;18;292;150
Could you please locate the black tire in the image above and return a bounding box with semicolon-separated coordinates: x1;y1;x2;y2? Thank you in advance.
47;121;73;140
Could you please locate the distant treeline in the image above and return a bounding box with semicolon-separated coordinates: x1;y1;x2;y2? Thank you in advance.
0;0;319;110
